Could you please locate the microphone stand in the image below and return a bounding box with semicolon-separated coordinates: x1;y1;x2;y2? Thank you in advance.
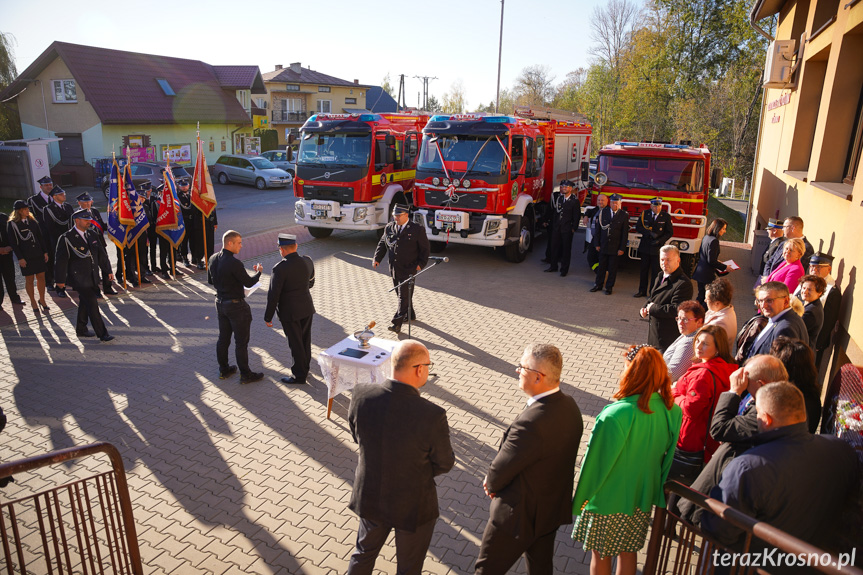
389;259;446;339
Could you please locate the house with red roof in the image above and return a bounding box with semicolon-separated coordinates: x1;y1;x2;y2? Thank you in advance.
0;41;266;188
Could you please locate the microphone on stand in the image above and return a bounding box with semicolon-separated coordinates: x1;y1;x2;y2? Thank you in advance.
429;256;449;263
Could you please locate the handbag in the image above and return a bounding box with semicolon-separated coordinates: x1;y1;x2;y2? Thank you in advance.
669;371;717;485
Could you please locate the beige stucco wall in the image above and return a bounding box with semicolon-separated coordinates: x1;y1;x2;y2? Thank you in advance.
748;0;863;371
101;124;253;165
16;56;101;135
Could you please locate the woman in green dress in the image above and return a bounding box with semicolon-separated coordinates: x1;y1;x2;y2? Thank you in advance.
572;344;682;575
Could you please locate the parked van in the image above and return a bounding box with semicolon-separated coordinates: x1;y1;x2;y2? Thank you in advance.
213;154;292;189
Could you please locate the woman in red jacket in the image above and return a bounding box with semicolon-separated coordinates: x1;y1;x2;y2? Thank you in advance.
671;324;737;476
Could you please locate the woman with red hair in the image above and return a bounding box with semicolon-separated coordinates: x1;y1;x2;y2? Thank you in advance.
572;345;682;575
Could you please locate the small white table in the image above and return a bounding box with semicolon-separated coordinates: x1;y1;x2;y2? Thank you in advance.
318;335;397;419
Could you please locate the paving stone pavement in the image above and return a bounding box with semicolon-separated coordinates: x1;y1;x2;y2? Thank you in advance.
0;228;759;575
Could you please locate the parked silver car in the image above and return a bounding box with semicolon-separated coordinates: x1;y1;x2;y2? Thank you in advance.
212;154;292;189
260;149;296;177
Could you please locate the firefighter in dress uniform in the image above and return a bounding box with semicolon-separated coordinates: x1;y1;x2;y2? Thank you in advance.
27;176;55;289
43;186;75;297
544;179;581;277
590;193;629;295
54;210;115;341
76;192;116;295
373;205;430;333
633;197;674;297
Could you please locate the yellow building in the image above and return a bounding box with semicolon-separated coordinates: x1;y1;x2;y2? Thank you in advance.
260;63;370;147
748;0;863;374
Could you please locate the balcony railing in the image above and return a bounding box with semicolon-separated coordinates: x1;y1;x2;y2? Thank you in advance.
272;110;311;123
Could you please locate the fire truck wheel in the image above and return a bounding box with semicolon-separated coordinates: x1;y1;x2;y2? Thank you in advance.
504;211;534;263
680;252;699;277
308;227;333;239
429;242;447;253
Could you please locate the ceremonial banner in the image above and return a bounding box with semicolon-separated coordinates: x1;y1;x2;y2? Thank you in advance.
117;162;136;226
190;137;217;217
125;183;150;246
106;159;128;247
157;167;186;249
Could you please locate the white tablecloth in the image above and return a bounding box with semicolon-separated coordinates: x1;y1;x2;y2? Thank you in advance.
318;336;397;400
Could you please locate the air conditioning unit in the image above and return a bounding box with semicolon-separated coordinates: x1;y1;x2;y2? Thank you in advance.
763;39;796;88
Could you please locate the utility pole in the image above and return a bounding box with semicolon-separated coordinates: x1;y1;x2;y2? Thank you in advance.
413;75;438;111
396;74;407;111
496;0;505;114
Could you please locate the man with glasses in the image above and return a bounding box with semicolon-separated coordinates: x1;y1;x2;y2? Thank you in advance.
763;216;814;276
347;340;454;575
663;301;705;384
640;245;694;352
475;344;583;575
793;252;842;368
745;281;809;359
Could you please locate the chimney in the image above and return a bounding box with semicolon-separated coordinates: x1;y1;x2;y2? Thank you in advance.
354;79;359;84
290;62;302;74
275;64;283;70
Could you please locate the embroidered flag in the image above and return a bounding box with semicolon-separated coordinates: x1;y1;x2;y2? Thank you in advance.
156;166;186;249
125;183;150;245
118;162;136;226
106;159;128;248
190;136;217;217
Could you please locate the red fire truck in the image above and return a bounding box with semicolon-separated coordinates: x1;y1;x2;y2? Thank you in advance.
591;141;722;274
411;107;592;262
293;112;429;237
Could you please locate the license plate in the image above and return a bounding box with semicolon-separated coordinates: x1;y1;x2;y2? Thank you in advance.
628;238;641;248
314;210;328;217
312;203;331;211
436;213;461;223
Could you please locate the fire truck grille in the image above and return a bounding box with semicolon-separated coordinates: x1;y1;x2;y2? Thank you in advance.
303;186;354;204
423;190;488;210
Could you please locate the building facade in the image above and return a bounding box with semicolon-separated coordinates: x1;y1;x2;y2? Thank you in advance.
748;0;863;374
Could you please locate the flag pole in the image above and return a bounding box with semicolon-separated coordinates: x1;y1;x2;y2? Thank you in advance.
135;239;142;285
121;247;127;290
170;246;176;278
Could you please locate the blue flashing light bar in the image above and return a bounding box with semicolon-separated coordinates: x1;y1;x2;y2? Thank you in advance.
484;115;516;123
614;141;691;149
359;114;381;122
307;114;318;122
429;114;516;123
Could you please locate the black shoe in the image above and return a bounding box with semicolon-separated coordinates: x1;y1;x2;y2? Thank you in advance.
10;298;24;306
144;270;154;277
197;262;205;270
560;271;568;277
99;334;115;342
634;292;646;298
388;323;401;333
240;371;264;384
55;288;67;298
219;365;238;379
77;330;96;338
589;285;602;292
103;286;118;295
544;267;558;273
140;277;152;284
161;272;171;279
96;292;104;299
280;376;307;385
540;258;550;264
605;288;613;295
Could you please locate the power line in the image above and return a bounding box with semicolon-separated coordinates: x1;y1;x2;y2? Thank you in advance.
413;75;438;111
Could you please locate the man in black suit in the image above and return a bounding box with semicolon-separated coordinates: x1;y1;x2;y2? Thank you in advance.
762;216;814;278
43;186;75;296
746;281;809;359
544;180;581;277
347;340;454;575
143;184;160;275
590;193;629;295
640;245;694;352
475;344;583;575
76;192;116;295
54;210;115;342
373;205;430;333
0;211;24;306
759;219;784;275
634;197;673;297
264;233;315;385
582;193;607;272
804;252;842;369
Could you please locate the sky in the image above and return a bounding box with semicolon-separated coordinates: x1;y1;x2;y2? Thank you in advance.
1;0;605;109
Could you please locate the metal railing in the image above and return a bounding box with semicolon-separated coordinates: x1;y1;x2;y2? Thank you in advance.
0;442;143;574
644;481;862;575
272;110;312;123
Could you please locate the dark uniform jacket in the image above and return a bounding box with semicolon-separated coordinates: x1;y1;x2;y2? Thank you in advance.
0;213;10;250
635;209;673;255
747;308;809;357
801;298;824;348
692;234;728;284
54;228;111;290
348;379;454;531
144;198;159;241
43;202;74;249
264;252;315;323
646;267;694;350
760;237;783;275
26;192;50;230
817;284;841;352
485;391;583;539
554;193;581;233
373;220;430;277
592;207;629;255
82;207;108;247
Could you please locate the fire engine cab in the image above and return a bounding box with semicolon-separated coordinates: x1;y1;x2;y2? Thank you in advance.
591;141;723;274
293;112;429;237
412;107;592;262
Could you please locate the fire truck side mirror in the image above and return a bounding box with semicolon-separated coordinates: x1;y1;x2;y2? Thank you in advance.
287;133;296;144
581;161;590;182
385;134;396;147
386;148;396;165
711;167;723;190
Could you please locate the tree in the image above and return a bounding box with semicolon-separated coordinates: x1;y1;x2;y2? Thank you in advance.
426;95;442;113
514;65;555;107
0;32;22;141
441;81;467;114
589;0;639;76
381;73;394;97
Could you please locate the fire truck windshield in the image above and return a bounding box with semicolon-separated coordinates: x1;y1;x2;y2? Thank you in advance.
418;135;507;176
598;155;704;193
297;133;371;167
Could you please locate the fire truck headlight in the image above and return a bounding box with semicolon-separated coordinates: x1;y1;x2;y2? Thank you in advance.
679;241;690;251
353;207;368;221
432;177;440;186
442;178;450;186
295;203;304;220
452;179;460;187
463;179;471;188
485;220;501;236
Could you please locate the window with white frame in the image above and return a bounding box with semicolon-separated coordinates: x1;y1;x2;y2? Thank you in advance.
52;79;77;103
345;97;357;105
317;100;332;113
318;86;331;93
280;98;303;112
286;84;300;91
